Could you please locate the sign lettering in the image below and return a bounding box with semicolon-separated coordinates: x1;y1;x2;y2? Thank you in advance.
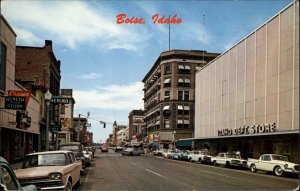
4;96;26;110
218;122;277;136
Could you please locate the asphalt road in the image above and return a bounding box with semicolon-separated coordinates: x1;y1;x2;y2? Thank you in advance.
76;150;299;191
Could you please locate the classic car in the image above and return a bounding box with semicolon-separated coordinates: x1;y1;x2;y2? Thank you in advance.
122;147;144;156
14;150;82;190
188;150;213;164
82;150;92;166
211;152;247;168
0;156;37;191
162;150;175;159
247;154;299;176
59;142;87;174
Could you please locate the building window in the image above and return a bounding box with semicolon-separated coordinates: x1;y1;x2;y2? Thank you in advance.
165;64;171;75
178;91;189;101
163;105;170;116
164;91;170;100
0;42;7;92
178;78;191;87
60;104;65;114
177;105;190;115
164;78;171;88
164;119;170;128
178;64;191;74
177;119;189;129
184;91;189;100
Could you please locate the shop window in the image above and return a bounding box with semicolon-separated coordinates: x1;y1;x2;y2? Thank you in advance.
0;42;7;92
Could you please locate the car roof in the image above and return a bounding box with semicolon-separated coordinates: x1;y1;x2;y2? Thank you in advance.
59;142;82;146
26;150;73;156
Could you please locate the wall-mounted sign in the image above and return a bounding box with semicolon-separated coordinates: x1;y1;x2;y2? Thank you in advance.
8;90;31;106
4;96;26;110
51;96;70;104
217;122;277;136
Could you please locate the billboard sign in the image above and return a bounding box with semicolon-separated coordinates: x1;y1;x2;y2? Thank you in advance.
4;96;26;110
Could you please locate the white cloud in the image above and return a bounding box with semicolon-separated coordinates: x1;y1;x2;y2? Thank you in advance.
1;1;147;51
73;81;144;110
79;73;102;80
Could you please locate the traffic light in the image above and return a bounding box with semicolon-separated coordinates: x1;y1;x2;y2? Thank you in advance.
100;121;106;128
103;122;106;128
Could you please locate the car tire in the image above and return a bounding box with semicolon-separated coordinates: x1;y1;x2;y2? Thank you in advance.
274;166;283;176
64;180;72;191
213;161;217;166
250;164;257;173
198;158;202;164
225;161;230;168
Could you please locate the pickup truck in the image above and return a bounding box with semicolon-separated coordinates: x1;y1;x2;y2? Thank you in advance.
247;154;299;176
211;152;247;168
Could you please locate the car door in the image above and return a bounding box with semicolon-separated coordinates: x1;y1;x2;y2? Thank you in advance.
67;152;80;185
260;155;273;171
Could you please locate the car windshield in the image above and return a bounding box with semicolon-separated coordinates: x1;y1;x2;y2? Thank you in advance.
272;155;288;161
23;153;66;168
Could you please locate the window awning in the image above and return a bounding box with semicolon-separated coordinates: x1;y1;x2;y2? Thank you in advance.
177;120;183;124
164;78;171;83
177;105;184;110
163;105;170;110
178;65;184;69
178;78;183;83
185;65;191;70
184;120;190;124
184;105;190;110
185;79;191;83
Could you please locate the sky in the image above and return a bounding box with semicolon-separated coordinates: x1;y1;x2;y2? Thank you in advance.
1;0;293;143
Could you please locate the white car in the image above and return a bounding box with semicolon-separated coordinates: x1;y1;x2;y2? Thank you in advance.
188;150;213;164
211;152;247;168
248;154;299;176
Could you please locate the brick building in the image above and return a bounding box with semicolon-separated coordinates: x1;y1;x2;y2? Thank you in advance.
142;50;219;149
128;110;145;142
15;40;61;150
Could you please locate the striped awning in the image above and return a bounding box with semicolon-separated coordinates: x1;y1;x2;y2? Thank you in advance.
163;105;170;110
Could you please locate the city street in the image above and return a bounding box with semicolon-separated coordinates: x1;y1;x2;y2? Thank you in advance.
76;149;298;191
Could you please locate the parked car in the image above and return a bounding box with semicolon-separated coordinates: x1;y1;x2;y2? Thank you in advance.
82;150;92;166
122;147;144;156
211;152;247;168
163;150;175;159
85;147;95;158
0;156;37;191
188;150;213;164
178;150;190;161
248;154;299;176
59;142;87;174
152;149;165;156
14;150;81;190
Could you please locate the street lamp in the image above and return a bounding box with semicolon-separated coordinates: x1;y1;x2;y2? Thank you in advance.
45;90;52;151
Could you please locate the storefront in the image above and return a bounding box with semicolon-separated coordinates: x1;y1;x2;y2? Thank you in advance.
0;126;39;163
186;130;298;162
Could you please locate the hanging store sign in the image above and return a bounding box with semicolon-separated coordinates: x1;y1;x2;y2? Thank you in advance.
51;96;70;104
4;96;26;110
217;122;277;136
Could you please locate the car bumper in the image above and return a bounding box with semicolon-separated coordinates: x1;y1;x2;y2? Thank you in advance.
283;169;299;174
40;185;67;190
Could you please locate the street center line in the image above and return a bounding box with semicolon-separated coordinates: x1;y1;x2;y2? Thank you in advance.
131;162;137;166
145;169;169;179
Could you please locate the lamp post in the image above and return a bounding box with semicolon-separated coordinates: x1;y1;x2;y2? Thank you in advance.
45;90;52;151
172;130;176;150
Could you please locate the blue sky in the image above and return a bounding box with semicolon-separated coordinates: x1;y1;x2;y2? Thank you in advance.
1;0;293;143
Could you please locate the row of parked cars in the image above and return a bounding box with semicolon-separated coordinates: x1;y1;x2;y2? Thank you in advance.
154;149;299;177
0;142;96;191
